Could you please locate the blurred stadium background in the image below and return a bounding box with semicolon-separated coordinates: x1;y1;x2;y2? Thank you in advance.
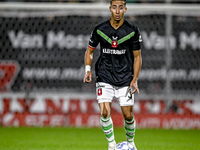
0;0;200;129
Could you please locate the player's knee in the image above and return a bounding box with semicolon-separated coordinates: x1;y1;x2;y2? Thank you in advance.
102;113;108;118
124;114;133;121
102;111;108;118
101;107;109;118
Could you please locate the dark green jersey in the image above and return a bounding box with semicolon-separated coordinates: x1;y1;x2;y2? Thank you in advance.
88;20;142;87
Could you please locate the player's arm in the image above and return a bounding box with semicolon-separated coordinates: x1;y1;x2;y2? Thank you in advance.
130;49;142;94
83;46;95;83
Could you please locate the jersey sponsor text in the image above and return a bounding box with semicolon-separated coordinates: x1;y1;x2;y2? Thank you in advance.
103;48;126;55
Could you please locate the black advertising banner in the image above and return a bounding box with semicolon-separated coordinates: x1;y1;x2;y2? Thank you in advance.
0;15;99;92
0;14;199;93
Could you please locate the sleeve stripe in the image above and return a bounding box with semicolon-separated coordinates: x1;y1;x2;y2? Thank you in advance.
88;45;96;49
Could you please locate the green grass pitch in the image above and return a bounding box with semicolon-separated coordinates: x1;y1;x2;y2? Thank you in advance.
0;127;200;150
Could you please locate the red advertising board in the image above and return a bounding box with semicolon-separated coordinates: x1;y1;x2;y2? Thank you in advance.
1;113;200;129
0;94;200;129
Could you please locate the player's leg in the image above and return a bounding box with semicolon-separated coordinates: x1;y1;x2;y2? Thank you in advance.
99;102;116;145
121;106;136;142
117;86;137;150
96;82;116;150
121;106;137;149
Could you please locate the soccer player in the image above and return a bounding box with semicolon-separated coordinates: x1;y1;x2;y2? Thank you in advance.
83;0;142;150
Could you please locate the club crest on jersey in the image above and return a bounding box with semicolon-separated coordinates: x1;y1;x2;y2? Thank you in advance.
111;36;118;48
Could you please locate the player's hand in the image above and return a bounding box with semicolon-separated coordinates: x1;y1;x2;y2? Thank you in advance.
83;71;92;83
129;80;139;94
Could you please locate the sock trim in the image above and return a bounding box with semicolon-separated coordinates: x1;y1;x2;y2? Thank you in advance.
108;139;115;143
101;116;111;122
125;117;134;124
125;126;135;132
102;123;113;131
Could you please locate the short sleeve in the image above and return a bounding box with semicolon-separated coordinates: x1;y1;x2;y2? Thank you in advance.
88;25;100;49
131;27;142;51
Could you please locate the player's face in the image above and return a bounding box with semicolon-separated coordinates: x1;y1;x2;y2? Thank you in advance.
110;1;127;22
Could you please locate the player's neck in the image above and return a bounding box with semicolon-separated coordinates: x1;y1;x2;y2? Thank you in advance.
110;18;124;30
